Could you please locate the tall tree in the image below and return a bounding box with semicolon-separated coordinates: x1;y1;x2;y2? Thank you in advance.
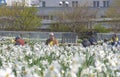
0;2;41;31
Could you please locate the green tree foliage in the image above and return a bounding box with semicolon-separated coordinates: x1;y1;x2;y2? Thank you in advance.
94;24;111;33
50;23;71;32
0;4;41;31
50;23;88;32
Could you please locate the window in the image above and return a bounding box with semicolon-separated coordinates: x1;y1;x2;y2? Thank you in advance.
72;1;78;7
43;16;49;20
103;1;109;7
50;16;53;20
41;15;53;20
93;1;99;7
42;1;46;7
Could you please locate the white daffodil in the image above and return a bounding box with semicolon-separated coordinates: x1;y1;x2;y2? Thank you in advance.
0;40;120;76
95;60;103;72
66;71;77;77
45;61;61;77
0;68;15;77
116;72;120;77
45;66;61;77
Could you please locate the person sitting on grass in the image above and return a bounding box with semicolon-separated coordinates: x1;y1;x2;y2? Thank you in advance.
45;33;58;46
110;34;119;46
15;36;25;46
82;38;91;47
89;34;97;45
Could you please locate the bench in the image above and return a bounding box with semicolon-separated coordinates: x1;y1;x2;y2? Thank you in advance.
61;33;78;45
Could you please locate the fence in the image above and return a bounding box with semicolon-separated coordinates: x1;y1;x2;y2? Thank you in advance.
61;33;78;44
97;33;120;40
0;31;119;42
0;31;78;43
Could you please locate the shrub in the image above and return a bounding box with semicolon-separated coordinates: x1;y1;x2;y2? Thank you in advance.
94;24;111;33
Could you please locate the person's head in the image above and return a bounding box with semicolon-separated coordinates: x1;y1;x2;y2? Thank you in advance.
15;36;20;41
49;32;55;40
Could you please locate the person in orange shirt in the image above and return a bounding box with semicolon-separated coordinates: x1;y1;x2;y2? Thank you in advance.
45;33;58;46
15;36;25;46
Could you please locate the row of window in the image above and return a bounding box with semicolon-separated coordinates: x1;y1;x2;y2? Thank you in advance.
40;15;97;20
41;1;110;8
40;15;53;20
93;1;109;8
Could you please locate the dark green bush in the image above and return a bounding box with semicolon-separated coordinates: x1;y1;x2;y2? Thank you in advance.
94;24;111;33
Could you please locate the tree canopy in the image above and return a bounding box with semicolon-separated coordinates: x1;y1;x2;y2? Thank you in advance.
0;3;41;31
50;6;97;33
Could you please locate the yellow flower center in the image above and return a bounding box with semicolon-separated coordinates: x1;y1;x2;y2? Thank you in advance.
5;73;9;77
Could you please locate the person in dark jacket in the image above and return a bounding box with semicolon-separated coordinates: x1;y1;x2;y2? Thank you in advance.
89;35;97;45
82;38;91;47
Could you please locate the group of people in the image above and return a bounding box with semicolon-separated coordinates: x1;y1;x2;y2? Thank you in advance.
82;34;120;47
82;34;97;47
14;32;59;46
105;34;120;46
13;33;120;47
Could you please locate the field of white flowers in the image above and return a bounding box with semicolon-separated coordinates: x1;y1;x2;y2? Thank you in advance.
0;40;120;77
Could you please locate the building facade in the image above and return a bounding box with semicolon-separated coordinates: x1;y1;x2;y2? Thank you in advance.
4;0;114;30
38;0;111;8
5;0;112;8
37;0;112;30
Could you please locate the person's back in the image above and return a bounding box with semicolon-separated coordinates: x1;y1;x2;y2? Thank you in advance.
82;38;91;47
16;39;25;46
15;36;25;46
89;35;97;45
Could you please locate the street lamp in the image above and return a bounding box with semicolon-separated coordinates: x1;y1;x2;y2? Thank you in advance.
59;1;69;7
59;1;63;5
65;1;69;5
